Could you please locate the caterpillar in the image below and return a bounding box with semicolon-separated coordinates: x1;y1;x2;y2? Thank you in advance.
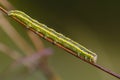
8;10;97;63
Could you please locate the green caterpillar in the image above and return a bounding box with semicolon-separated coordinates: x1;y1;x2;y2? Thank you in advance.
8;10;97;63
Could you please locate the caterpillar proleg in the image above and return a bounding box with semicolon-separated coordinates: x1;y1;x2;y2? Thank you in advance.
8;10;97;63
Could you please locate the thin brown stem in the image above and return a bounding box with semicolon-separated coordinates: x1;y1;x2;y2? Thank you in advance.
0;6;8;14
0;6;120;79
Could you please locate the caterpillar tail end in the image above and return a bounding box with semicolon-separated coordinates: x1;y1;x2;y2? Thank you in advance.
93;55;97;63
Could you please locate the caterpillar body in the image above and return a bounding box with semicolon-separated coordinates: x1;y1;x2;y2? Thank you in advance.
8;10;97;63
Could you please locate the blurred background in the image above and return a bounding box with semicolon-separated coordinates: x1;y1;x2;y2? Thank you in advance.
0;0;120;80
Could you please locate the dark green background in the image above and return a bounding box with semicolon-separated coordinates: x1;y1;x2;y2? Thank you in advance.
0;0;120;80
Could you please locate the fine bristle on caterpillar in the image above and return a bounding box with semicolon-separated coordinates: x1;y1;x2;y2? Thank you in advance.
8;10;97;63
